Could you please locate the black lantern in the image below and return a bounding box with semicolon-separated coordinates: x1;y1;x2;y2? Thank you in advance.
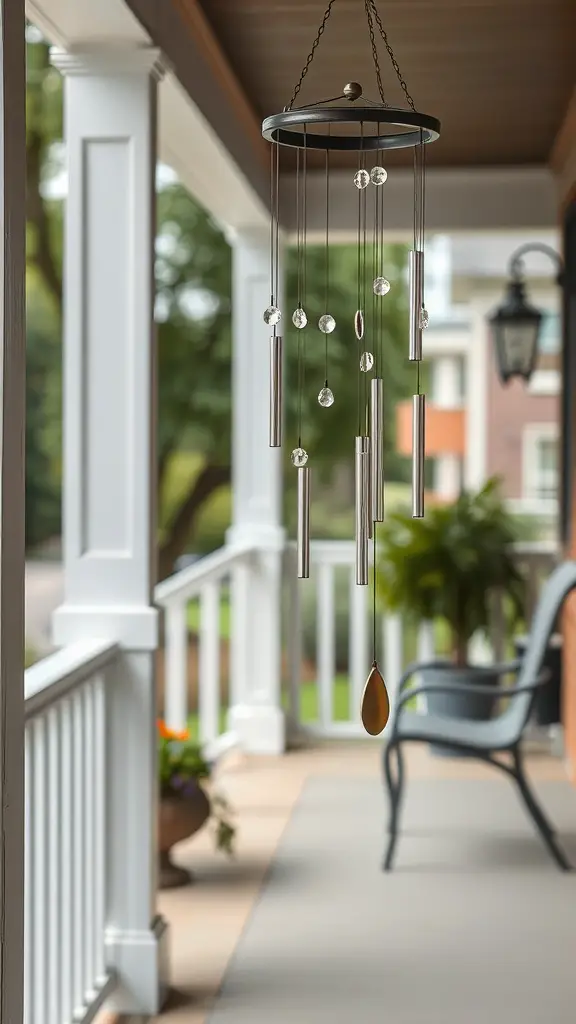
488;242;563;386
489;279;543;385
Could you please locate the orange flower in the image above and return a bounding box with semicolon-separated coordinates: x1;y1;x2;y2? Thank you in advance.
157;719;190;742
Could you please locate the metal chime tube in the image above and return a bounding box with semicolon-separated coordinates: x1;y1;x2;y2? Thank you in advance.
370;377;384;522
355;436;370;585
297;466;310;579
412;394;426;518
269;335;283;447
408;250;423;361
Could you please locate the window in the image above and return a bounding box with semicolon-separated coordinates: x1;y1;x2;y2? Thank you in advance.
523;424;559;501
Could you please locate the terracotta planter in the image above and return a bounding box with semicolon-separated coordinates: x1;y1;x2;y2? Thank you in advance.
158;783;211;889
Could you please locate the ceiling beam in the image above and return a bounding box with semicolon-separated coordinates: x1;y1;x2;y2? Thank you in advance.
126;0;270;212
281;167;559;241
550;85;576;206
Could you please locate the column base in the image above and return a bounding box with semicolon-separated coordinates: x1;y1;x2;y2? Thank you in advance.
105;914;170;1015
228;704;286;755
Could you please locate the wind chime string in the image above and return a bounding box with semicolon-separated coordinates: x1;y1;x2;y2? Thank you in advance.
324;142;330;387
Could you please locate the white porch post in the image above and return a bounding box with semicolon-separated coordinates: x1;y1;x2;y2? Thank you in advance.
226;228;286;754
0;4;26;1021
51;47;168;1014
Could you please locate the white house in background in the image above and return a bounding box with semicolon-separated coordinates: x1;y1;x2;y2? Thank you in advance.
411;231;561;523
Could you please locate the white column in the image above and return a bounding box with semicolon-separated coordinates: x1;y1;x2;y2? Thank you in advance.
226;228;286;754
0;4;26;1021
432;354;462;499
50;47;168;1014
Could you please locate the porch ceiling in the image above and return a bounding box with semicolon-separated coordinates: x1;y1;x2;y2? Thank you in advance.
195;0;574;170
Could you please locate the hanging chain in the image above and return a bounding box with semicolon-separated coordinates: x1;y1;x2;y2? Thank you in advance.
364;0;386;105
287;0;337;110
286;0;415;113
369;0;415;110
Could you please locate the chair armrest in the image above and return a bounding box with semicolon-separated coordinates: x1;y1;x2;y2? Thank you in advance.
394;668;550;718
397;657;522;694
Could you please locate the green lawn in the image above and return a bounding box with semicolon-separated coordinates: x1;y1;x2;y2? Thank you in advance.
186;674;415;741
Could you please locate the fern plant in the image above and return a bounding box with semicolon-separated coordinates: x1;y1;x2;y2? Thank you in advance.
377;478;526;665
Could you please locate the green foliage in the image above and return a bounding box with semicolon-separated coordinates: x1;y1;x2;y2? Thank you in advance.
376;478;526;662
157;720;235;854
25;287;62;550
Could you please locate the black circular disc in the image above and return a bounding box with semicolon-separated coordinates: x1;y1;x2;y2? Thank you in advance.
262;105;440;152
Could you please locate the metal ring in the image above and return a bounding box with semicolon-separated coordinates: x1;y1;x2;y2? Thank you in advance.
262;106;440;152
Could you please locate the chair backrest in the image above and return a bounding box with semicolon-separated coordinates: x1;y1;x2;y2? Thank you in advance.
505;560;576;738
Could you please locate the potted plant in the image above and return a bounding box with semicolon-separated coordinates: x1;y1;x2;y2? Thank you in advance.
377;478;526;733
158;720;236;888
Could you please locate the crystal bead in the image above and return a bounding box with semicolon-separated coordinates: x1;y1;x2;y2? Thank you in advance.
354;169;370;190
291;447;309;467
318;387;335;408
263;305;281;326
360;351;374;372
373;277;391;296
292;307;307;329
420;307;430;329
370;166;388;185
318;313;336;334
354;310;364;341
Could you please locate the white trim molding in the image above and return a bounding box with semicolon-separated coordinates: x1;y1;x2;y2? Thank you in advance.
522;422;560;503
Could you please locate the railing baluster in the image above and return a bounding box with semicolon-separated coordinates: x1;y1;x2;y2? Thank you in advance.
94;674;107;985
349;568;368;722
72;689;86;1017
199;581;221;745
84;683;96;1001
317;561;335;726
32;715;48;1024
59;698;74;1024
286;548;302;730
165;600;188;732
48;707;62;1024
383;613;403;719
24;729;33;1024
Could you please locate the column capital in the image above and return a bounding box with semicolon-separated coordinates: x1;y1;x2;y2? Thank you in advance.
51;45;168;81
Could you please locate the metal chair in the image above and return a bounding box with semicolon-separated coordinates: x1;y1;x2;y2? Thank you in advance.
383;560;576;873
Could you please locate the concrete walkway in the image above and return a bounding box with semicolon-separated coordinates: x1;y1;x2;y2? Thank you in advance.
153;742;570;1023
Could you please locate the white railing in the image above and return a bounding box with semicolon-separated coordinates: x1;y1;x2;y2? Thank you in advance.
156;538;559;748
284;541;434;737
24;640;119;1024
155;541;258;759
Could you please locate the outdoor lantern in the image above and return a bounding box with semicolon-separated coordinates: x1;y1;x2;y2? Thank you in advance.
261;0;441;735
489;279;543;385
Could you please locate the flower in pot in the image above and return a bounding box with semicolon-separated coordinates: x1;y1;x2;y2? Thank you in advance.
158;720;236;888
377;478;526;736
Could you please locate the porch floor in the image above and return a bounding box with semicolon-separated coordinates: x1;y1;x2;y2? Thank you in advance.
154;742;574;1023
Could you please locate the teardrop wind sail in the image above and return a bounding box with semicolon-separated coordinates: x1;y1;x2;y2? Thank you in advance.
361;663;390;736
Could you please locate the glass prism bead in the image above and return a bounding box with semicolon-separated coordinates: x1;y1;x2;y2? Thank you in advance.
354;169;370;190
373;277;391;296
420;307;430;329
354;310;364;340
318;313;336;334
292;307;307;329
263;305;281;326
370;166;388;185
318;387;335;408
360;351;374;372
291;447;309;467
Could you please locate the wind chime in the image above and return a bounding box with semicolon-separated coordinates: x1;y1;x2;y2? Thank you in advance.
263;0;440;736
